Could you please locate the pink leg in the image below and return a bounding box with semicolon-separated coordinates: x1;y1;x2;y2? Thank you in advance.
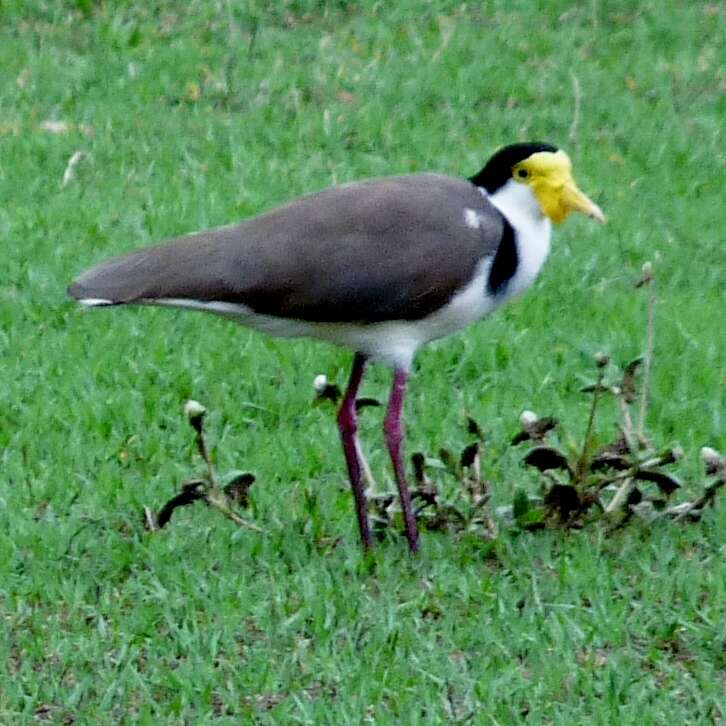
337;353;373;550
384;367;420;553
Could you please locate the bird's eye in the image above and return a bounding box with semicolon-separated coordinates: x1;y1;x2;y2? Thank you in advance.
517;169;529;179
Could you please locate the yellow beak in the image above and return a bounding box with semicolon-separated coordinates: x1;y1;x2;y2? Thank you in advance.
559;180;606;223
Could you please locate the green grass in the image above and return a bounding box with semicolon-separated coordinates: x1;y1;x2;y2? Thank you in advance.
1;0;724;721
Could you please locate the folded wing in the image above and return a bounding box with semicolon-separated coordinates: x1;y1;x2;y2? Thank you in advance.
68;174;504;324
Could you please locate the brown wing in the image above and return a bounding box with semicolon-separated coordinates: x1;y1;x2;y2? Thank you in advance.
68;174;504;323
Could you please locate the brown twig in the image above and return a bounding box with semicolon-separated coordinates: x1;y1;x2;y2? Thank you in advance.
671;477;725;522
356;438;379;495
143;506;158;531
616;397;639;454
604;476;635;515
193;422;218;489
204;485;263;532
637;263;656;435
575;358;606;481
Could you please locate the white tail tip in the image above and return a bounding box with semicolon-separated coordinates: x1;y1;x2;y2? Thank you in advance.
78;298;114;307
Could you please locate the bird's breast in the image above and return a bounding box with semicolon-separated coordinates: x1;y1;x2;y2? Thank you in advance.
500;217;552;300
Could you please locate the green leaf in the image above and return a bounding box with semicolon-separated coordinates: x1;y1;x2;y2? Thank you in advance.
438;447;458;475
523;446;572;473
518;508;546;530
513;489;530;520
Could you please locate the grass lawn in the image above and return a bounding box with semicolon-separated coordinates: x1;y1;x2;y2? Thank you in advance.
1;0;724;722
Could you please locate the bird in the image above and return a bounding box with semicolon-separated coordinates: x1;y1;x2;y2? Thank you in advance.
68;141;605;554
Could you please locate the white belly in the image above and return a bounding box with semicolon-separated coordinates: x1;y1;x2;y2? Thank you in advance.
154;256;500;370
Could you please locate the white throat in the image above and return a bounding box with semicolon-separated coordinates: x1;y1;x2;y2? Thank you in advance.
488;178;543;223
483;180;552;297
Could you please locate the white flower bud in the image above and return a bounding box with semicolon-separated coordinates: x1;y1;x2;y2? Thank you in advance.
519;410;538;428
313;374;328;394
184;399;207;419
594;351;610;368
700;446;723;473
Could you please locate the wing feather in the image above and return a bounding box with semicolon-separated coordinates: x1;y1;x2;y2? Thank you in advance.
68;174;504;323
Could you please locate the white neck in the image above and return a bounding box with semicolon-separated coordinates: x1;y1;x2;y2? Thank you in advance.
482;180;552;298
488;178;543;223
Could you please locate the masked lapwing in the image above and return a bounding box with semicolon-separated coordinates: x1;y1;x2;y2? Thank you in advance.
68;142;605;553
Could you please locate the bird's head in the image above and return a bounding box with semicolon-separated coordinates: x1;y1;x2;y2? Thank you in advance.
470;142;605;224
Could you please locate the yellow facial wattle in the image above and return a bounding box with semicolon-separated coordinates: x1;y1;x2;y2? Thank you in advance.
513;150;605;224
